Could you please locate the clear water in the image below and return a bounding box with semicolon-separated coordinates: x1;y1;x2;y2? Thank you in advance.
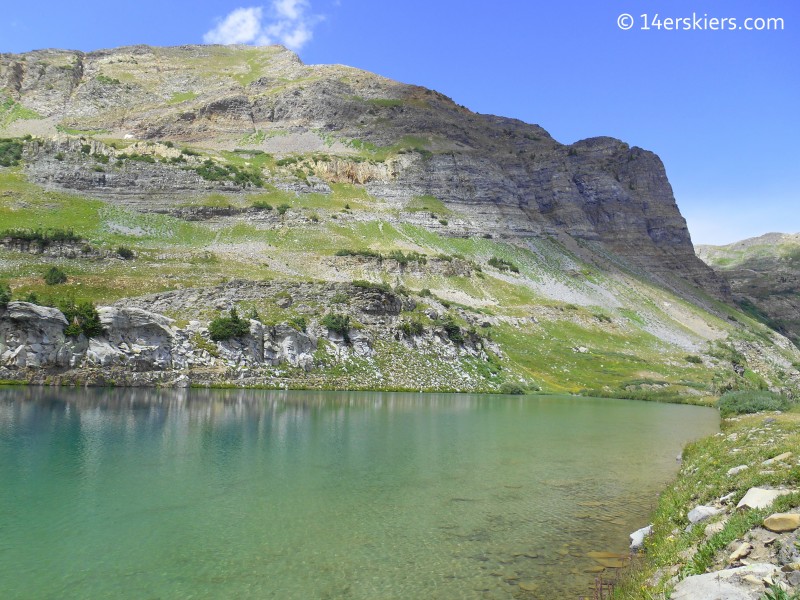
0;387;718;599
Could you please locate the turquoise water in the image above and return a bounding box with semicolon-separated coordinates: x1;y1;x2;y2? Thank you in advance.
0;388;718;599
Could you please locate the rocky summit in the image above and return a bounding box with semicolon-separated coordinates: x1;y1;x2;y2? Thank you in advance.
0;44;798;395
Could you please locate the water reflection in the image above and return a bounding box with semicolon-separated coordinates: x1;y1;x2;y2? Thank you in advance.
0;386;718;599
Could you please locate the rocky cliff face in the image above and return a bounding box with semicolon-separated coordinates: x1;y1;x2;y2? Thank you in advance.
0;282;502;390
0;44;726;297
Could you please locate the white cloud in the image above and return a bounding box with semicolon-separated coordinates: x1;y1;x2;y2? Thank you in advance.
203;7;264;45
203;1;322;51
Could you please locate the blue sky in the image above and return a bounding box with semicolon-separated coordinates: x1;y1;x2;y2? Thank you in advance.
2;0;798;245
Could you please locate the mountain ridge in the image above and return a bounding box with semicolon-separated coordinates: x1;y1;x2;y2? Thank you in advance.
0;44;724;296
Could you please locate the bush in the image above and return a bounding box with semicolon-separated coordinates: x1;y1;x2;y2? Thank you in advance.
0;138;24;167
717;390;792;417
277;203;291;215
1;228;80;247
59;299;103;338
0;282;11;308
387;250;427;266
499;382;526;395
419;288;432;298
23;291;38;304
331;292;348;304
252;200;273;210
685;355;703;364
43;266;68;285
488;256;520;273
352;279;392;293
124;152;156;163
289;316;307;332
321;313;350;343
399;318;424;337
438;315;463;344
116;246;134;260
208;308;251;341
336;248;382;259
95;74;120;85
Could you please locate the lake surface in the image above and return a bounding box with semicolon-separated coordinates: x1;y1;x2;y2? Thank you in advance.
0;387;718;599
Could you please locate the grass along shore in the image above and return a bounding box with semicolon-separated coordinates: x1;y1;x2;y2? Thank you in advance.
613;391;800;599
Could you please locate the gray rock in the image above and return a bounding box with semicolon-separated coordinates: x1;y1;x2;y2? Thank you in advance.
727;465;749;476
670;563;780;600
264;324;316;370
630;524;652;550
737;487;795;510
688;505;723;524
0;302;71;368
5;301;68;327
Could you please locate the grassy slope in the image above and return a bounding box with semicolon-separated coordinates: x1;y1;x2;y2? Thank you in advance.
1;133;798;397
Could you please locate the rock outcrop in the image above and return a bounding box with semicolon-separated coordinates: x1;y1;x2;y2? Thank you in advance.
0;302;71;368
0;281;499;390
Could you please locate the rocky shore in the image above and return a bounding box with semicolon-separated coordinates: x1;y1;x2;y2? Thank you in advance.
617;411;800;599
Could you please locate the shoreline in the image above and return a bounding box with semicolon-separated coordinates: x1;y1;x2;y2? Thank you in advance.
614;410;800;599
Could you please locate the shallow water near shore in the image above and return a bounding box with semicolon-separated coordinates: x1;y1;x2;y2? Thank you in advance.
0;387;718;599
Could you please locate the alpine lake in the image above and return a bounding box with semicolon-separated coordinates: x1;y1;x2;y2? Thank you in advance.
0;387;718;599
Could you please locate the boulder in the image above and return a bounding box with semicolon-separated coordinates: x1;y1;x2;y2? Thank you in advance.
737;488;794;510
763;513;800;533
688;505;722;524
671;563;780;600
630;524;652;550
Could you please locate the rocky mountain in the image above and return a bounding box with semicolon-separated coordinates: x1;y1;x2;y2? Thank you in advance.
0;44;725;294
698;233;800;347
0;44;797;397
